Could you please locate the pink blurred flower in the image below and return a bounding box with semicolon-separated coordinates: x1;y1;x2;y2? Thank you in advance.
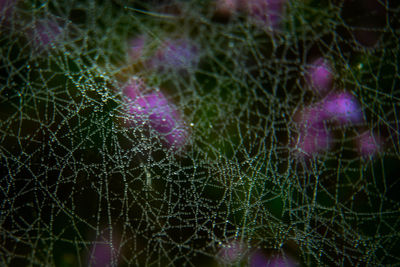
294;108;332;157
320;92;364;125
250;251;297;267
123;78;188;150
306;58;334;95
128;35;146;62
218;240;247;264
292;92;364;157
298;124;331;156
88;230;119;267
356;130;381;158
27;18;65;51
215;0;239;17
0;0;16;26
241;0;286;29
123;77;147;100
89;241;114;267
148;38;199;72
268;256;297;267
250;250;268;267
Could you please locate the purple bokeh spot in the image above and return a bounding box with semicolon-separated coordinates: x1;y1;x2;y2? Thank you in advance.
215;0;238;17
242;0;285;29
293;92;364;157
124;81;188;149
123;77;145;101
306;58;333;95
250;250;268;267
28;19;64;51
268;256;297;267
129;92;175;133
149;111;175;133
218;241;246;263
293;107;331;156
89;242;114;267
149;38;199;72
128;35;146;61
321;92;364;125
357;131;381;157
0;0;16;25
250;252;297;267
297;121;331;156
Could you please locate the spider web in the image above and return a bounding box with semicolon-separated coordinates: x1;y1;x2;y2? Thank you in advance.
1;0;399;266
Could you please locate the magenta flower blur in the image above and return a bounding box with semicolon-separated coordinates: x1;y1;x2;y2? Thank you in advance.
293;107;331;157
268;256;297;267
356;131;381;158
28;19;64;51
250;252;298;267
148;38;199;72
297;121;331;156
320;92;364;125
124;79;188;150
123;77;146;100
292;91;364;157
128;35;146;62
250;250;267;267
242;0;285;29
89;241;114;267
218;241;246;263
306;58;333;95
215;0;238;17
0;0;16;25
